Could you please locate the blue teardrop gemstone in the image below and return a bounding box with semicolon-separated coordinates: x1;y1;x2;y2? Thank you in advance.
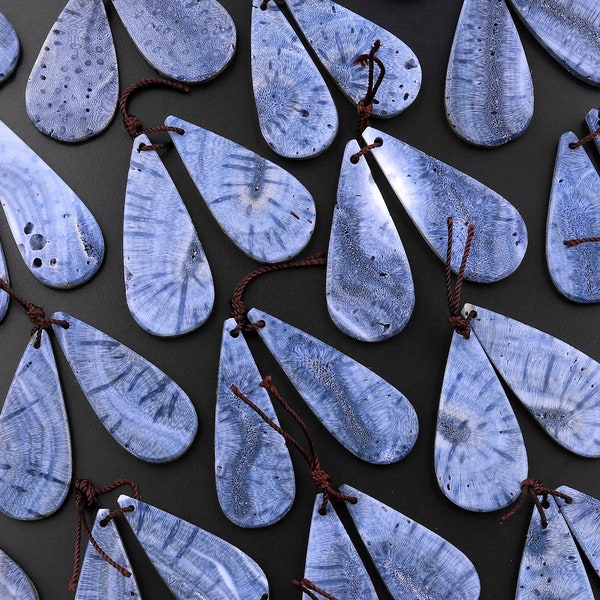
0;12;19;84
0;549;38;599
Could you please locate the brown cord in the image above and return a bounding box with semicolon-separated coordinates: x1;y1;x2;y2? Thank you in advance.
68;478;139;591
292;578;340;600
568;110;600;149
0;277;68;348
118;78;190;150
229;252;327;335
231;376;357;515
564;236;600;247
445;217;476;338
500;478;572;529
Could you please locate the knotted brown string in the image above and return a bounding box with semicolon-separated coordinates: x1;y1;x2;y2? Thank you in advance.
292;578;340;600
500;478;572;529
119;78;189;151
564;236;600;248
568;109;600;149
351;40;385;163
68;478;139;591
231;376;357;515
445;217;476;338
229;252;327;335
0;277;68;347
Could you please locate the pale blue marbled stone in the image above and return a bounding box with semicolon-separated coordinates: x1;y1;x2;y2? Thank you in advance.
556;486;600;576
75;509;140;600
303;494;377;600
445;0;533;146
0;121;104;288
124;135;214;337
0;333;71;520
112;0;235;83
363;126;527;282
327;141;414;342
0;12;19;84
286;0;421;117
467;303;600;456
0;549;38;600
515;499;593;600
342;485;481;599
0;243;8;321
546;132;600;303
249;308;418;464
52;312;197;463
25;0;118;142
167;115;316;263
215;318;295;528
586;108;600;154
435;332;527;512
508;0;600;86
118;495;269;599
251;0;337;159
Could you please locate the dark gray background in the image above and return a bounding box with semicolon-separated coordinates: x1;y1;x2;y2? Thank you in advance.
1;0;600;598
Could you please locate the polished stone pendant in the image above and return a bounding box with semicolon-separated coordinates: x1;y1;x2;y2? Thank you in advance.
251;0;337;159
111;0;235;83
435;332;527;512
326;140;414;342
555;485;600;576
304;494;377;599
52;312;197;463
286;0;421;117
167;115;316;263
516;498;593;599
215;318;295;528
118;495;269;599
0;549;38;600
586;108;600;153
467;303;600;456
445;0;533;146
0;245;9;322
342;485;481;599
249;308;418;464
0;121;104;288
75;509;140;600
0;12;19;84
25;0;118;141
362;126;527;282
508;0;600;86
0;333;71;520
546;132;600;303
123;135;214;337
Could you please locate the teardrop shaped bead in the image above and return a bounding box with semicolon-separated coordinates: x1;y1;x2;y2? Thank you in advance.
0;244;9;322
555;485;600;576
286;0;422;117
25;0;118;141
52;312;197;463
362;126;527;282
585;108;600;154
507;0;600;86
0;12;19;84
303;494;377;600
251;0;338;158
326;140;414;342
124;135;214;337
118;495;269;599
75;509;141;600
167;115;316;263
0;549;38;600
445;0;533;146
0;120;104;288
466;303;600;456
216;318;295;528
515;498;593;600
435;332;527;511
546;132;600;303
112;0;235;83
0;333;71;520
249;308;418;464
341;485;481;599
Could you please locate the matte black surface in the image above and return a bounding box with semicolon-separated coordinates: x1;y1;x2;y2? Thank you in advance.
1;1;600;598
